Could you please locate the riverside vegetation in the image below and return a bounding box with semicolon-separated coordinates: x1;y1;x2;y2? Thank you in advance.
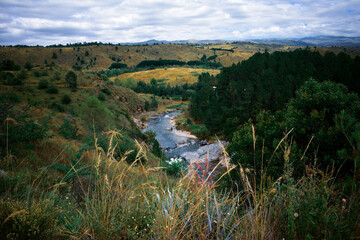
0;46;360;239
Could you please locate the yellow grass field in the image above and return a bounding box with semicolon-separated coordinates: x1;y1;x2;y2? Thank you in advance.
110;67;221;86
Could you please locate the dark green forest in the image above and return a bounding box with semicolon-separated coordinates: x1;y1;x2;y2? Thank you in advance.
189;48;360;183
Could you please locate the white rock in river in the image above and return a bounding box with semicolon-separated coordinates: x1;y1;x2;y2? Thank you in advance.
181;141;228;164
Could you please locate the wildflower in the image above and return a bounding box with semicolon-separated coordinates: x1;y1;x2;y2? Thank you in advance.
294;213;299;218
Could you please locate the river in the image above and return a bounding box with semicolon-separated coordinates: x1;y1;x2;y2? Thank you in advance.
142;110;227;165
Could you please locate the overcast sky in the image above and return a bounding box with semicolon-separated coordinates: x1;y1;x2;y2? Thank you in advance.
0;0;359;46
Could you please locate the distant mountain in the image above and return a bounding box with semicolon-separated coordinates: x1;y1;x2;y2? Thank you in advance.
244;36;360;47
121;36;360;47
120;39;228;45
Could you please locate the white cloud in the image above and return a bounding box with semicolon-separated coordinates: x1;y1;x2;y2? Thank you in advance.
0;0;359;45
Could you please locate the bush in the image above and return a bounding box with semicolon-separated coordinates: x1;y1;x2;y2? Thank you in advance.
121;77;137;89
72;65;82;71
80;96;114;131
98;92;106;101
100;74;109;82
53;71;61;81
48;102;64;112
46;85;58;94
0;198;60;239
190;124;209;139
145;130;156;141
59;119;77;139
33;71;41;77
0;59;20;71
24;62;33;70
38;79;48;89
17;70;27;80
109;62;127;69
61;94;71;104
114;78;121;86
65;71;77;90
4;75;22;85
101;88;111;95
162;157;187;177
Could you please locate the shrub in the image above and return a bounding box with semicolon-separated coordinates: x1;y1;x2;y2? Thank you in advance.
98;92;106;101
162;157;187;177
33;71;41;77
72;65;82;71
46;85;58;94
1;59;20;71
61;94;71;104
0;198;60;239
48;102;64;112
80;96;114;131
4;75;22;85
65;71;77;90
109;62;127;69
59;119;77;139
101;88;111;95
152;139;162;157
145;130;156;141
114;78;121;86
17;70;27;80
53;71;61;81
100;74;109;82
38;79;48;89
24;62;33;70
190;124;209;139
121;77;137;89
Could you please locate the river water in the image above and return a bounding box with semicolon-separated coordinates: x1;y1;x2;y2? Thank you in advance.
142;110;203;159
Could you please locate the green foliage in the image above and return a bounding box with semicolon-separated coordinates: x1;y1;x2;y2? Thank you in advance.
150;96;158;110
190;124;210;139
80;96;114;131
152;139;162;158
114;78;121;86
1;116;50;153
33;71;41;77
38;79;48;89
285;79;360;173
100;74;109;82
97;92;106;101
120;77;137;89
72;65;82;71
108;62;127;69
53;71;61;81
144;130;156;141
0;59;20;71
190;49;360;136
17;70;27;80
61;94;71;104
0;198;60;240
162;157;187;177
24;62;33;70
3;74;22;85
100;88;111;95
65;71;77;90
46;85;58;94
48;102;64;112
59;119;77;139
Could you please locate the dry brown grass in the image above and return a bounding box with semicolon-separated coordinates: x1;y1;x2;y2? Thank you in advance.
110;67;220;86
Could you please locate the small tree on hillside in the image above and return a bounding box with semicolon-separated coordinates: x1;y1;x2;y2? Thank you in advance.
65;71;77;91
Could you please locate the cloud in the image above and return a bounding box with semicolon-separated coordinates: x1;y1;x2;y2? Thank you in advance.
0;0;359;45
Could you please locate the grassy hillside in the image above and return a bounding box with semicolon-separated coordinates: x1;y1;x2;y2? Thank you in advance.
110;67;220;86
0;43;312;71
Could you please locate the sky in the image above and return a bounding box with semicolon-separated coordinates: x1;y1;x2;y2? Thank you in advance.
0;0;359;46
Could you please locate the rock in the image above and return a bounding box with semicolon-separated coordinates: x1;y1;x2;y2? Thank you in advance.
181;141;228;164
